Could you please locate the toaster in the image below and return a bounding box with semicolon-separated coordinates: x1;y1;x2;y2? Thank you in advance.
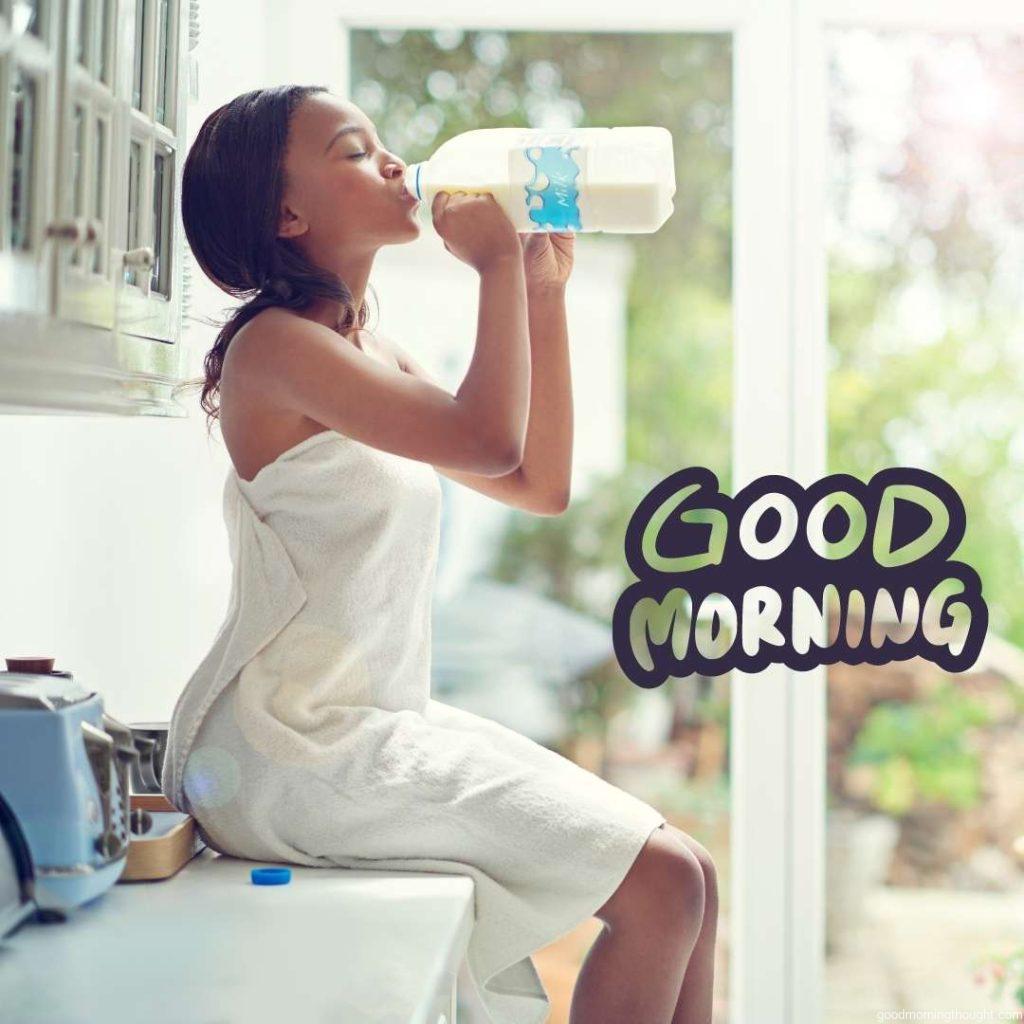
0;668;141;924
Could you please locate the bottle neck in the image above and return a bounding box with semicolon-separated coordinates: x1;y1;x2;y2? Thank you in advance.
404;162;425;201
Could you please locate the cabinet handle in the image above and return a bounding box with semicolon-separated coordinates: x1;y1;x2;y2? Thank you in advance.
123;246;155;297
123;246;154;269
45;217;90;245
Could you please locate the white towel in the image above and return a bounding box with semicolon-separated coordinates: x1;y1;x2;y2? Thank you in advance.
163;429;666;1024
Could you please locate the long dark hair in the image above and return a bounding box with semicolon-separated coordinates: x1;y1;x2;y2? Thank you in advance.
172;84;375;435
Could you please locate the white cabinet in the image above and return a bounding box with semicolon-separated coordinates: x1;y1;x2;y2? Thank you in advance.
0;0;194;415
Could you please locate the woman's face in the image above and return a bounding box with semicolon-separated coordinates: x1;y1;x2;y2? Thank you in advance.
277;93;420;253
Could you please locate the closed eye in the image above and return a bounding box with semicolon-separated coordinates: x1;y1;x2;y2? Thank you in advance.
348;151;367;159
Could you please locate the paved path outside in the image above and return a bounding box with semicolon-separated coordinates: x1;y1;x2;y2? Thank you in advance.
826;886;1024;1024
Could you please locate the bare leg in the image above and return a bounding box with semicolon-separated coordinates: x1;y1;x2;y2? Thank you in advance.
569;823;706;1024
664;825;719;1024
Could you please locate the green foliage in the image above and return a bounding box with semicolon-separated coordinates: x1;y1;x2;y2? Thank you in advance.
847;681;992;816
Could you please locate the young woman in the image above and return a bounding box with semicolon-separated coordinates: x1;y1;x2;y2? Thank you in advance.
164;84;718;1024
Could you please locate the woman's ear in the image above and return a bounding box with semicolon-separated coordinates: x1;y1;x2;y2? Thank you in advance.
277;200;308;240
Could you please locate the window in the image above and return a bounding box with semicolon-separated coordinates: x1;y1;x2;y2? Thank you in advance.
70;102;85;265
151;143;171;295
124;137;141;286
94;0;110;84
13;0;42;38
92;114;107;274
154;0;172;125
132;0;145;110
75;0;87;65
9;69;37;253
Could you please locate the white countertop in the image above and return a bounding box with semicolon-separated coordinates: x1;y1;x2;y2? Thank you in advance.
2;849;476;1024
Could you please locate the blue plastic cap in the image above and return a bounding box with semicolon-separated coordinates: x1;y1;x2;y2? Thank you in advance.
251;866;291;886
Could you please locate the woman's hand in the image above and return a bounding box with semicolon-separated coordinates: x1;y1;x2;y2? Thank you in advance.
519;231;575;294
433;191;521;273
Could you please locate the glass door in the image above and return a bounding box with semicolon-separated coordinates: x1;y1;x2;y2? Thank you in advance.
824;26;1024;1023
346;26;735;1023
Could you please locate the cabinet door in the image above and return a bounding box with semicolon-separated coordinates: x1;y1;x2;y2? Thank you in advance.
113;0;183;343
54;0;183;340
0;0;60;315
53;0;117;326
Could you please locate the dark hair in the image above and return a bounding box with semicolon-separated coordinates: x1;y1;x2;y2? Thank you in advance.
172;84;375;435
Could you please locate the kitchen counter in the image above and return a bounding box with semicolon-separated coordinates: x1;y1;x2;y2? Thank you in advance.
2;848;475;1023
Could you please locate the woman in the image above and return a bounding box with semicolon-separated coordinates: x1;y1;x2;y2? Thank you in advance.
164;84;717;1024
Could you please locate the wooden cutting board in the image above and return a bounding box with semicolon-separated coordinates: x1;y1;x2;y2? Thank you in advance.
118;794;207;882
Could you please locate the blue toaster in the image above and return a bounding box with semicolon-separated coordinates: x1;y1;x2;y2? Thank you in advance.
0;669;140;923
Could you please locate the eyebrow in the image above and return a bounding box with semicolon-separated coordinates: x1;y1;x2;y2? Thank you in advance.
325;123;376;154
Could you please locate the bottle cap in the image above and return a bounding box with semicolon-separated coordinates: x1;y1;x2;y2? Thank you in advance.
251;866;291;886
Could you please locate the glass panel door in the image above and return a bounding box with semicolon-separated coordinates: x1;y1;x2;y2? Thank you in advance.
825;27;1024;1023
350;27;734;1022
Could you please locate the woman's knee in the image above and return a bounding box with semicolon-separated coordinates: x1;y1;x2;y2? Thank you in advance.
596;825;706;928
666;827;718;913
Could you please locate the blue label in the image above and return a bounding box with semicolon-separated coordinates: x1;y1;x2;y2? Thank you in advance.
524;146;582;231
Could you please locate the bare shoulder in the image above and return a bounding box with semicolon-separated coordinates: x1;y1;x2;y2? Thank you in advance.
225;307;366;400
222;310;421;442
225;307;309;380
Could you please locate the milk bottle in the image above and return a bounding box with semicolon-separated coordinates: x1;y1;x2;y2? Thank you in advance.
403;126;676;234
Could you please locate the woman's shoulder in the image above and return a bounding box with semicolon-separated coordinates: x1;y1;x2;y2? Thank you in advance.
228;308;319;376
227;311;398;394
235;307;374;350
233;305;302;346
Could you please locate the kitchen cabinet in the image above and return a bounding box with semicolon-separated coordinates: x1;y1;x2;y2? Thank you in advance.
0;0;196;415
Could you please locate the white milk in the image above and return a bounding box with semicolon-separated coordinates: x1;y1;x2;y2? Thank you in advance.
404;126;676;234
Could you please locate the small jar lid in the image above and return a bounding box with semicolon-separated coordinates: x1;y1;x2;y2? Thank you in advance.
6;657;55;674
251;866;291;886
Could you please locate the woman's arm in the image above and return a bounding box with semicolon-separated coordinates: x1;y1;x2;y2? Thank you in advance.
238;194;531;477
383;281;573;516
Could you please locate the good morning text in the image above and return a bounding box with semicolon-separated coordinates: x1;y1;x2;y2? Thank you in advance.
612;467;988;688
